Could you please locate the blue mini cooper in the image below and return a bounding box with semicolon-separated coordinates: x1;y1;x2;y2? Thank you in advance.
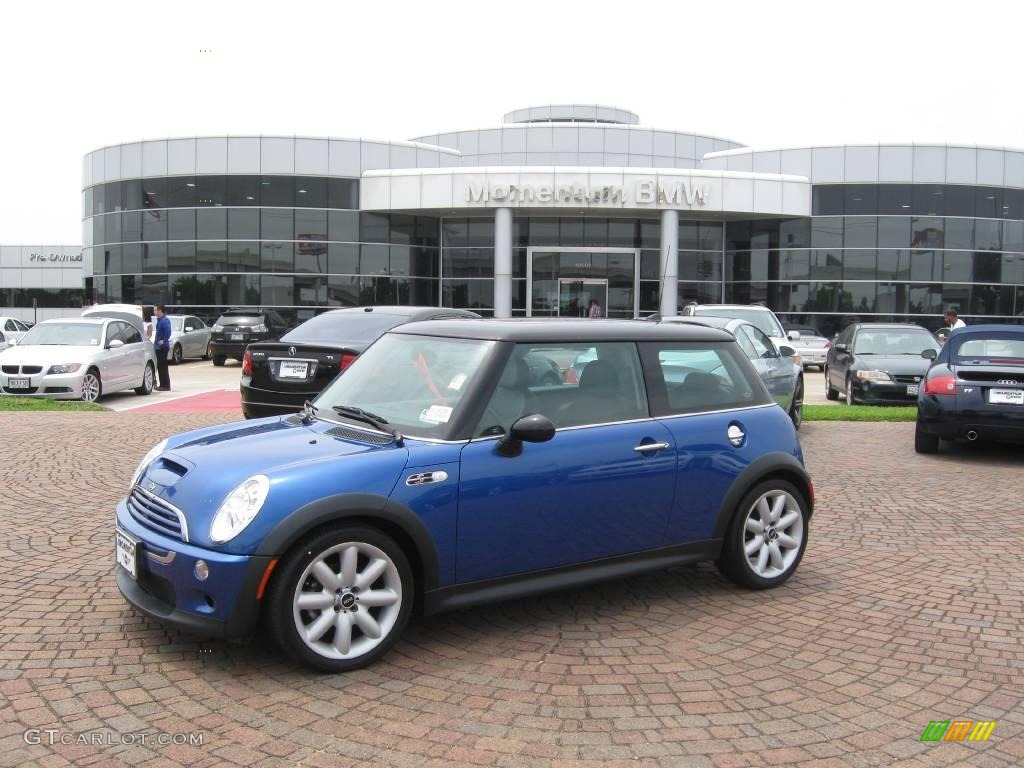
116;319;814;672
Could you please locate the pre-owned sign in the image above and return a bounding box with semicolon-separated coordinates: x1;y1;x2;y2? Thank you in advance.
29;252;82;264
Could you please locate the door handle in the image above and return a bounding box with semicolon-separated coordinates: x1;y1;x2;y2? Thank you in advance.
634;442;670;453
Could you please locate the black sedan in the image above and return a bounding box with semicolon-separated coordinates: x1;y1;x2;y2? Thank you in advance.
240;306;479;419
825;323;939;405
915;324;1024;453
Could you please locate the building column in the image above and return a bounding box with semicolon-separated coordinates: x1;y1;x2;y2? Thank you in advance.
493;207;513;318
659;208;679;317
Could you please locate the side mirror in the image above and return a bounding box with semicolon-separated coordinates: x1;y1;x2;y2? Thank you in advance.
787;330;801;341
778;345;795;358
184;325;195;332
921;348;938;360
498;414;555;456
108;339;124;350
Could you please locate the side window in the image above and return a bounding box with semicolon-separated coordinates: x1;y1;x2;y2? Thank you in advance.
838;327;854;346
743;327;777;359
191;316;205;329
734;329;759;360
15;320;29;331
103;323;120;347
4;320;15;332
639;341;768;416
124;325;143;344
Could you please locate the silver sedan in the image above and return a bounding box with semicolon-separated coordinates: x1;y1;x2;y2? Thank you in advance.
167;315;212;364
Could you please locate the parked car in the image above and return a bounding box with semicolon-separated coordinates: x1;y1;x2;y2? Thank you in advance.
83;304;153;340
0;330;10;353
209;308;291;366
784;325;830;370
116;319;813;672
167;315;212;364
680;303;794;348
0;316;155;402
240;306;479;419
915;324;1024;453
661;316;804;428
825;323;940;405
0;317;31;344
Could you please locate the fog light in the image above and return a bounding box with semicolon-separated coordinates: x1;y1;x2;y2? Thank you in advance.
194;560;209;581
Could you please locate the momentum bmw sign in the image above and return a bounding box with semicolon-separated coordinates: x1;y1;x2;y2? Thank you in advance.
465;180;711;207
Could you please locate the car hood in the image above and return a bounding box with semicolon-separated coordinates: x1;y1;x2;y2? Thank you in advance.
0;344;104;365
137;416;411;553
852;354;933;374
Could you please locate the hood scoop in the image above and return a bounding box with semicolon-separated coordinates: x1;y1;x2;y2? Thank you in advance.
324;425;396;446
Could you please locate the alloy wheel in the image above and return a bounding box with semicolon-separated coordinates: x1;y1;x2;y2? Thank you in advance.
143;365;154;392
741;490;804;579
845;377;854;406
172;345;182;364
81;372;101;402
292;541;403;661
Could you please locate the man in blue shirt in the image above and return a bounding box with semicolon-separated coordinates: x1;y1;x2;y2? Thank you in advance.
153;304;172;391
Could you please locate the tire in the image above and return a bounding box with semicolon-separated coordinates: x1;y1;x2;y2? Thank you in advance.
171;344;183;365
212;355;226;367
266;525;413;673
844;375;856;406
81;369;102;403
824;367;839;400
914;422;940;454
789;377;803;430
202;343;211;361
716;479;809;590
134;363;155;396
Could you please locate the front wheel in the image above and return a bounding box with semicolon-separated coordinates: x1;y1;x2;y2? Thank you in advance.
844;375;856;406
134;363;154;396
716;480;809;589
266;526;413;672
81;369;102;403
171;344;183;365
789;377;804;430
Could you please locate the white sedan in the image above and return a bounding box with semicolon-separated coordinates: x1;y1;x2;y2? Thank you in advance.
0;316;31;344
0;317;156;403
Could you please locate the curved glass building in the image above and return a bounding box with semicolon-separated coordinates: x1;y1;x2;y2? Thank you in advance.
82;105;1024;335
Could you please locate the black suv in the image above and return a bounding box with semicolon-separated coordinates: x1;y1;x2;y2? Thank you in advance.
209;309;290;366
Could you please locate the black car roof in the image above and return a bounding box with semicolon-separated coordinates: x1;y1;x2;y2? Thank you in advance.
391;318;735;343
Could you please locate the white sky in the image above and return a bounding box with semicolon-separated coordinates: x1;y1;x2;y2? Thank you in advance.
1;0;1023;244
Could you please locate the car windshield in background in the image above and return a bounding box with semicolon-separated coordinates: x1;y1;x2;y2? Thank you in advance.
18;323;102;347
282;312;406;345
170;318;184;331
853;330;938;355
955;336;1024;364
315;333;496;438
694;308;782;337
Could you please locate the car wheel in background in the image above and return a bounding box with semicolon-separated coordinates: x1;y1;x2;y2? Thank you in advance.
789;378;803;430
171;344;183;365
202;343;211;361
824;367;839;401
134;363;155;396
914;422;940;454
267;525;413;673
212;355;226;367
81;369;102;403
716;479;809;589
845;375;856;406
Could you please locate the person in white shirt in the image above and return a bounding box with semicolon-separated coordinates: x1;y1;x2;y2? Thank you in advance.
943;308;966;330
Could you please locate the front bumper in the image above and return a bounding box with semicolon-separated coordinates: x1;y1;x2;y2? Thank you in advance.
115;500;271;639
852;378;920;404
0;370;85;399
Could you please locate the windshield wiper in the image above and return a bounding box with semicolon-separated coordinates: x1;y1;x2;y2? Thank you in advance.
332;405;404;446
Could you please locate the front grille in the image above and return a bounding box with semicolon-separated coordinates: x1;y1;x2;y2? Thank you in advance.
892;375;923;384
21;366;42;375
127;486;188;542
325;425;395;446
1;365;18;374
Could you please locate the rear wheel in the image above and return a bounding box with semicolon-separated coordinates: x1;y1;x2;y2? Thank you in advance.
134;363;155;396
717;480;809;589
171;344;183;365
212;355;226;367
824;367;839;400
914;422;940;454
81;369;102;403
789;378;804;430
267;525;413;672
202;342;211;361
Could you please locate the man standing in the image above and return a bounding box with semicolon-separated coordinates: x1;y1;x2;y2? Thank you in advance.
153;304;172;391
944;308;966;330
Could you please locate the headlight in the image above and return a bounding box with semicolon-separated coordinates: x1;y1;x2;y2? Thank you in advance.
47;363;82;375
212;324;223;332
130;438;168;489
210;475;270;543
856;369;892;381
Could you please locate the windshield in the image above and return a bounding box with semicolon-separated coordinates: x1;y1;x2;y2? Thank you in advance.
853;330;939;355
18;323;102;347
282;312;406;345
315;333;496;439
955;335;1024;365
694;307;784;337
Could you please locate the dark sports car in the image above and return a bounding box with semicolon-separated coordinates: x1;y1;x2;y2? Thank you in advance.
240;306;479;419
915;324;1024;453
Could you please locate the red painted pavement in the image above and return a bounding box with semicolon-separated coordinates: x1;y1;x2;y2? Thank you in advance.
129;389;242;414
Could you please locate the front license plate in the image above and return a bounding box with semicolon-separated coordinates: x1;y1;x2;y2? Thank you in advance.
230;333;244;341
990;388;1024;405
9;377;29;388
116;528;138;579
279;361;309;379
906;385;919;395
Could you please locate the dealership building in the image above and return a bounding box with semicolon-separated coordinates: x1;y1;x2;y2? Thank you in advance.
80;104;1024;334
0;245;84;322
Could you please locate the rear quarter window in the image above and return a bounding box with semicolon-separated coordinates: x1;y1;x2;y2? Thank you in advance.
639;341;771;416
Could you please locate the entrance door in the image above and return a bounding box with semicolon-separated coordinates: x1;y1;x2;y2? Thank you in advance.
558;279;608;318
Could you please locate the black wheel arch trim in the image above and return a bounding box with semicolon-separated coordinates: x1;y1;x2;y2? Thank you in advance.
712;453;813;539
254;493;440;592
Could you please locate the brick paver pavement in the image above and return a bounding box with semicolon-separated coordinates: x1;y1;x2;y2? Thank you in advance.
0;413;1022;767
